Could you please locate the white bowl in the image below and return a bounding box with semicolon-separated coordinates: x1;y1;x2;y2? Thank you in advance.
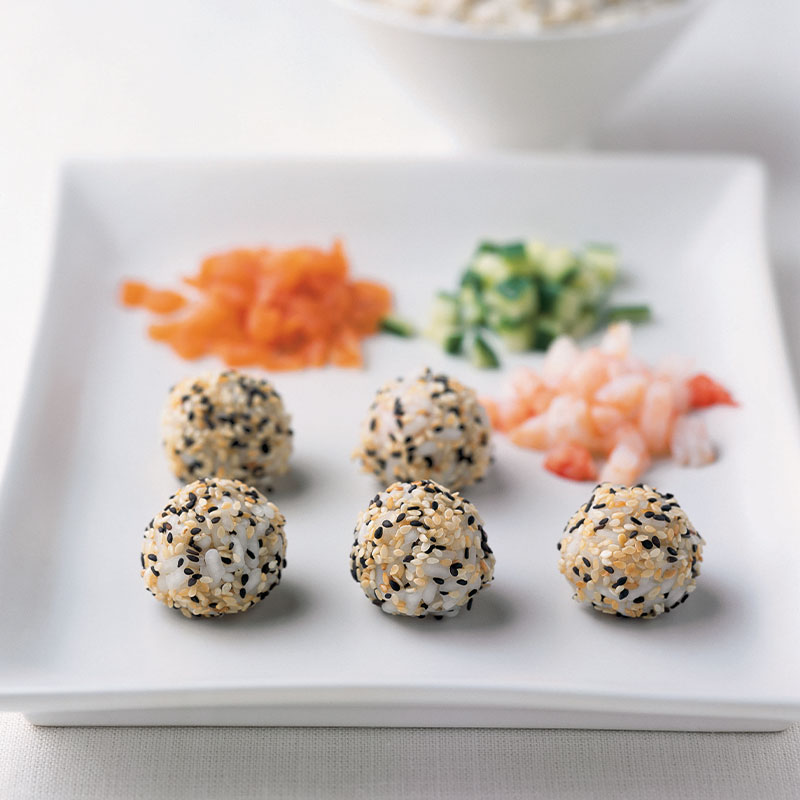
332;0;708;148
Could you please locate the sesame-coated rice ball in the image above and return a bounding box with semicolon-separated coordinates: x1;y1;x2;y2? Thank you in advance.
353;368;491;491
350;479;495;618
161;370;292;489
558;483;705;619
141;477;287;617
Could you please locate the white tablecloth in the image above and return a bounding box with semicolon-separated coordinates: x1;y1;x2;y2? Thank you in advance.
0;714;798;799
2;0;799;796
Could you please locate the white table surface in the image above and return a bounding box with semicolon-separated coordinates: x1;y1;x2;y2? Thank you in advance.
2;0;799;797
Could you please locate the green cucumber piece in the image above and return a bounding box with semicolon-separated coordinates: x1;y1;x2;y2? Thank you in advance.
469;333;500;369
533;317;563;351
605;305;652;324
582;243;619;285
485;275;538;321
380;315;416;337
495;317;536;353
425;293;463;347
569;310;600;340
429;291;461;325
552;286;583;327
443;331;464;355
477;240;527;264
524;240;548;274
459;283;486;326
540;246;578;283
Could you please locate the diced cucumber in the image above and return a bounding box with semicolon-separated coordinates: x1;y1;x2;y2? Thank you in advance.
380;315;416;337
429;291;461;325
470;252;514;286
459;283;486;326
477;240;528;265
552;286;583;327
496;317;536;353
524;239;548;274
425;293;462;347
533;316;563;351
468;332;500;369
569;267;608;305
606;305;652;324
540;246;578;283
485;275;538;321
582;243;619;285
460;270;483;291
538;280;561;314
443;331;464;355
569;310;599;340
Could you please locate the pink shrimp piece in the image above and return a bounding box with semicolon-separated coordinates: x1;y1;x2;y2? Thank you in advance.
590;403;626;448
638;379;677;456
670;415;716;467
508;414;550;450
565;349;610;399
599;425;650;485
546;395;598;451
656;355;694;414
509;367;554;416
542;335;580;389
494;397;530;432
594;372;648;417
600;322;632;359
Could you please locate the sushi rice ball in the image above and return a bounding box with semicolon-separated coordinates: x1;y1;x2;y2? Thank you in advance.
350;479;495;618
558;483;704;618
161;370;292;489
141;477;287;617
353;368;492;491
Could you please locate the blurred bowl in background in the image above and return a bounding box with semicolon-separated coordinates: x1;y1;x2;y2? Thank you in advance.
331;0;708;149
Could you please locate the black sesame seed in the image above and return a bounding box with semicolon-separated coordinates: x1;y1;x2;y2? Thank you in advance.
619;588;629;599
641;540;653;550
147;554;157;561
433;577;445;585
582;557;591;568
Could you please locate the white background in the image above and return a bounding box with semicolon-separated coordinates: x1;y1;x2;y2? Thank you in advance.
1;0;799;797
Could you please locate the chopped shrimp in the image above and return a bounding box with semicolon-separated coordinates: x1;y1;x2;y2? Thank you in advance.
487;325;734;483
638;379;676;456
544;442;597;481
670;416;715;467
542;335;579;389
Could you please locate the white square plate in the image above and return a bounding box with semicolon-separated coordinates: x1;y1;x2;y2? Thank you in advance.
3;155;799;729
